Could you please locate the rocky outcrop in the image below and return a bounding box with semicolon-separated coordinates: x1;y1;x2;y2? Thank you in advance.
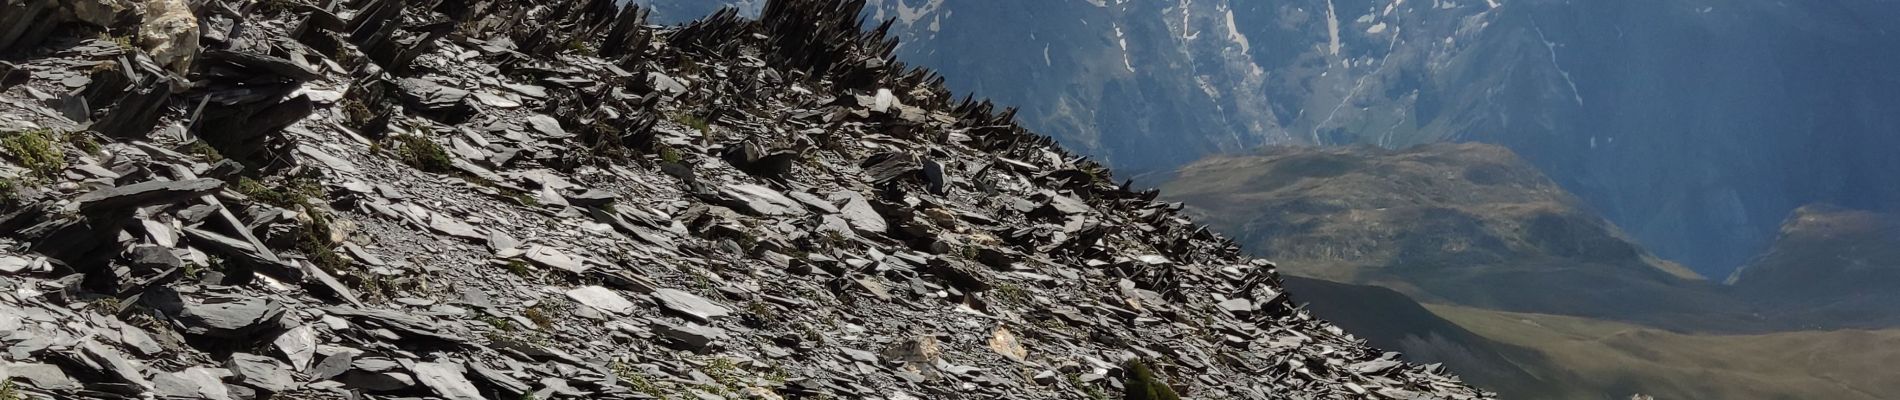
0;0;1486;399
137;0;198;75
2;0;179;57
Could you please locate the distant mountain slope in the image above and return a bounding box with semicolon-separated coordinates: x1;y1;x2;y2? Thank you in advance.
1160;143;1757;329
1432;304;1900;400
1284;277;1583;399
1730;205;1900;328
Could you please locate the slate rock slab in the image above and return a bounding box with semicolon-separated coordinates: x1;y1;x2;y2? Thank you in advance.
651;321;727;351
153;367;233;400
413;361;485;400
567;286;636;315
178;297;284;339
716;184;808;217
227;352;296;392
75;178;223;212
653;288;732;323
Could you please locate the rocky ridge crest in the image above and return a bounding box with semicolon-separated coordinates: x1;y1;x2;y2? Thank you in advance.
0;0;1487;399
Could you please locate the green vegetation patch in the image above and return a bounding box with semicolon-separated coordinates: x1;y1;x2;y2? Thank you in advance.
238;176;351;287
566;37;598;57
389;134;454;173
0;177;20;207
2;129;67;179
671;113;711;134
612;361;671;398
0;378;20;400
1123;359;1181;400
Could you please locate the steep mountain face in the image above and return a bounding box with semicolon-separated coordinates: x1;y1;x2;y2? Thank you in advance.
1730;205;1900;328
625;0;763;21
642;0;1900;280
0;0;1490;399
643;0;1283;173
1159;143;1756;329
1414;0;1900;279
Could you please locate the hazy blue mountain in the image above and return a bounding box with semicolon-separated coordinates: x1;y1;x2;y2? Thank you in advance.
635;0;1900;279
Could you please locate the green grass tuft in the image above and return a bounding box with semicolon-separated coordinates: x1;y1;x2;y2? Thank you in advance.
523;304;556;329
1122;359;1182;400
566;37;598;57
0;177;19;207
341;98;375;128
1068;373;1110;400
2;129;67;179
63;131;101;157
994;282;1030;305
671;113;711;134
657;143;684;164
612;361;673;398
185;140;224;162
504;259;534;277
238;176;349;277
390;134;454;173
0;378;20;400
477;314;515;331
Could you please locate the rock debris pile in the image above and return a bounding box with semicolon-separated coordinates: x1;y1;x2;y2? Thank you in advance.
0;0;1491;399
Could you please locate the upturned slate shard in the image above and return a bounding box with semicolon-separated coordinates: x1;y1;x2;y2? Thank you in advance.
524;245;587;274
398;78;474;120
0;362;81;391
153;367;233;400
428;213;485;241
75;178;223;212
326;307;466;344
566;285;636;315
653;288;733;323
226;353;296;392
412;362;485;400
651;320;727;351
175;296;285;339
833;191;889;233
274;326;318;371
715;184;808;217
562;188;619;207
0;0;1488;399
